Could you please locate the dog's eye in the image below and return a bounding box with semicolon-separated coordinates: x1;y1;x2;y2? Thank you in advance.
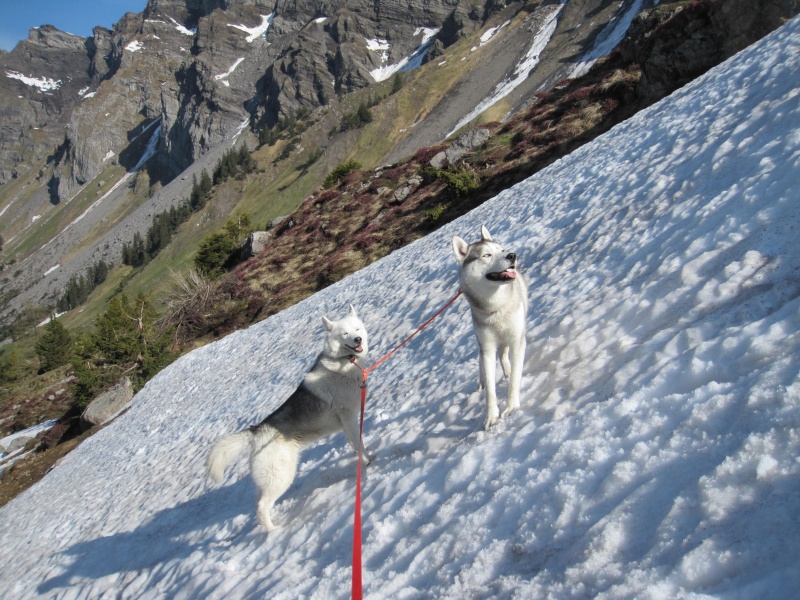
483;253;492;258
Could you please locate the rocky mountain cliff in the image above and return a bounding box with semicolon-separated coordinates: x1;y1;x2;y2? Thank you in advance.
1;0;797;328
2;0;508;203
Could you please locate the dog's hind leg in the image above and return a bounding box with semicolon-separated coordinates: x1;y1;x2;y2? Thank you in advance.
251;436;300;531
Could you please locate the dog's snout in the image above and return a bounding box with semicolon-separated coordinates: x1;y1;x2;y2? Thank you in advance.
354;336;362;345
506;252;517;263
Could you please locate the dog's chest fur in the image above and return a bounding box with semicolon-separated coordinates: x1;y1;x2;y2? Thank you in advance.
463;266;527;309
303;356;362;405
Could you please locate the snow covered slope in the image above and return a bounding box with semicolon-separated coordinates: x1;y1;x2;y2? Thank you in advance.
1;15;799;600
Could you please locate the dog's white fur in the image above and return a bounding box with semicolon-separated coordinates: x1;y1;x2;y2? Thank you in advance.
453;225;528;429
207;305;370;531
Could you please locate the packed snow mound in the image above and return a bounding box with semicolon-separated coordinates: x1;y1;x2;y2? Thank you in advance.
1;16;799;600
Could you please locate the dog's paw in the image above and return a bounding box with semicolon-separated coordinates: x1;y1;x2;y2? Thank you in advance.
501;401;520;418
358;448;374;465
484;413;499;429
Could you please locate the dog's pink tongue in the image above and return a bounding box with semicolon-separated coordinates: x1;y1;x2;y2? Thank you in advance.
503;271;517;279
355;345;363;353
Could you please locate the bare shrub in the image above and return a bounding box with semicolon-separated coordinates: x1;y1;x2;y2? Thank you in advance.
160;268;225;345
599;68;642;95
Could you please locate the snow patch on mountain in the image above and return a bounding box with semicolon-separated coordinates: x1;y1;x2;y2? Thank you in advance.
568;0;651;79
5;70;62;93
132;121;162;171
124;40;144;53
472;19;511;51
228;14;273;43
169;17;196;37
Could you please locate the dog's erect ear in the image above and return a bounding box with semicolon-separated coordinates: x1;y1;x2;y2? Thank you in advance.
322;315;335;331
452;236;469;265
481;225;493;242
348;304;358;318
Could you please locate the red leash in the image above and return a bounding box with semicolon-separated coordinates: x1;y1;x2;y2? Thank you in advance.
351;375;367;600
349;289;463;600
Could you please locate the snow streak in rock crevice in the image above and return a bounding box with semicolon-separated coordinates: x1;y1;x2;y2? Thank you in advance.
369;27;441;83
447;1;565;137
568;0;651;79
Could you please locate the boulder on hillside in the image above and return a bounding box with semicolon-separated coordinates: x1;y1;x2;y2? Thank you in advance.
430;128;492;169
240;231;271;259
82;377;134;426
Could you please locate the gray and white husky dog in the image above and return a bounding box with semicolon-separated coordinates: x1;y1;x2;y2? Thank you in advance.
207;305;371;531
452;225;528;429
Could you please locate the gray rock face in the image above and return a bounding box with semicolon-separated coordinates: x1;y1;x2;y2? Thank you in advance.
5;436;31;454
620;0;800;101
5;0;798;204
1;0;494;200
0;26;94;187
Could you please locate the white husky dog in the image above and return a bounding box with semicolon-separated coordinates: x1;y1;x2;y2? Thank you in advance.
207;305;371;531
452;225;528;429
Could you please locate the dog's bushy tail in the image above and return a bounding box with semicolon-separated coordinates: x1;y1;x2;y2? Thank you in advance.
207;431;251;483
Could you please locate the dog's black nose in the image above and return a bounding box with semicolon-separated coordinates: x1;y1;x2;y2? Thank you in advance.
506;253;517;263
354;336;362;345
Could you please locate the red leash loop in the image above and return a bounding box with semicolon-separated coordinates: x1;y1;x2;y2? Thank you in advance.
349;289;462;600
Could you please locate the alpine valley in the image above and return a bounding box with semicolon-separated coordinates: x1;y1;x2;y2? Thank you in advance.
0;0;797;503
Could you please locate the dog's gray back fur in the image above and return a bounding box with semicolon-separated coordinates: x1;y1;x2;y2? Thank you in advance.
252;351;363;446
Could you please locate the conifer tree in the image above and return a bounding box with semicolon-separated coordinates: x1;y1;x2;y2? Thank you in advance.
131;293;174;382
189;174;202;210
35;318;72;373
0;345;26;383
92;260;109;286
199;169;213;197
357;102;373;125
132;232;147;267
238;143;254;174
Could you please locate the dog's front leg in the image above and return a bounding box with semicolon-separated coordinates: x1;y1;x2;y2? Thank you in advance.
479;345;500;429
502;337;525;417
500;347;511;379
338;408;373;464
